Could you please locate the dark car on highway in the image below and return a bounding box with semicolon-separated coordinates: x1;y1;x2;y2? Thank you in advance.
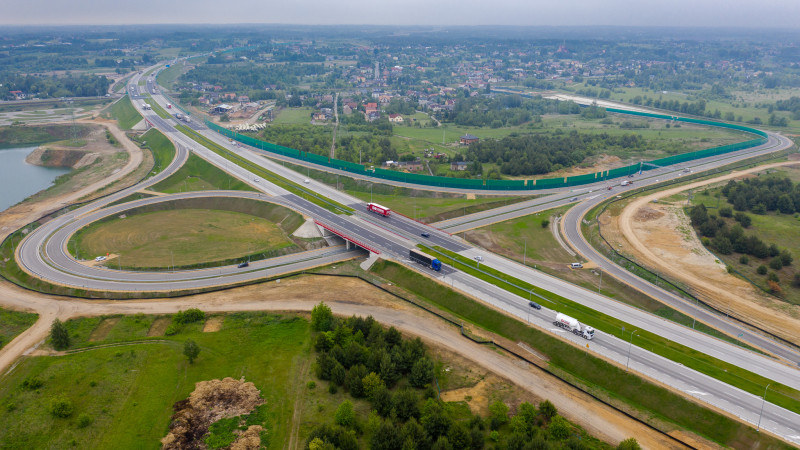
529;301;541;310
237;262;249;268
421;232;430;238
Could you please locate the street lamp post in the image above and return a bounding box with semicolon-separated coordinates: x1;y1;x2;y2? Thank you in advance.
626;330;637;371
757;383;772;432
523;238;527;266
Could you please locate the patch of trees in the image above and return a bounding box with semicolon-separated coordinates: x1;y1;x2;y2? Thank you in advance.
774;97;800;119
256;124;398;164
182;62;325;92
721;177;800;215
465;130;645;176
439;95;581;128
307;303;623;450
689;204;795;295
0;73;112;100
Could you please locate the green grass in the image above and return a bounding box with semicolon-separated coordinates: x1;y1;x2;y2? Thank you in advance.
135;128;175;176
151;152;255;193
419;244;800;416
272;107;313;125
0;124;91;149
369;260;793;449
174;124;353;215
0;308;38;350
110;95;143;130
156;64;183;90
0;312;310;449
69;209;298;269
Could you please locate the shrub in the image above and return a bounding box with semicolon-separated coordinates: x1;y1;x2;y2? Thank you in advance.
768;272;779;282
541;219;550;228
307;381;316;390
22;376;44;390
739;255;749;265
76;413;93;428
719;207;732;218
311;302;334;332
50;319;70;350
769;257;783;271
538;399;557;419
548;415;572;439
617;437;641;450
793;273;800;288
334;400;355;428
164;324;179;336
768;280;783;296
409;356;435;388
488;400;509;430
183;339;200;364
49;396;74;418
173;308;205;324
757;265;768;275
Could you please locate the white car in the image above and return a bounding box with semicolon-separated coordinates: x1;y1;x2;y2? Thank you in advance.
95;256;106;262
474;255;483;262
304;178;310;184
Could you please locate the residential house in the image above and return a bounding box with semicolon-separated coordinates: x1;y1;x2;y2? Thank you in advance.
388;114;404;124
460;134;479;145
450;161;469;171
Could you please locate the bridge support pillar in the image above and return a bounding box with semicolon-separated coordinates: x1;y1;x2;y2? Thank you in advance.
346;240;351;250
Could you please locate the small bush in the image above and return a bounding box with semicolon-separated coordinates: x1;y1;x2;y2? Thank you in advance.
76;413;93;428
719;207;732;218
173;308;205;324
328;384;338;394
739;255;749;265
307;381;316;390
757;265;768;275
540;219;550;229
768;272;779;282
49;396;74;418
22;376;44;390
164;324;179;336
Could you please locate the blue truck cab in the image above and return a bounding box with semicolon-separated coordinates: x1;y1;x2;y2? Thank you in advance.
431;259;442;271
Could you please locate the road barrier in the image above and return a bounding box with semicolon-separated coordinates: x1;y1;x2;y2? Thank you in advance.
204;107;768;191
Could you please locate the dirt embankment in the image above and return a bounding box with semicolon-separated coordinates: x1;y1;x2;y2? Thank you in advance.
607;161;800;346
161;377;264;449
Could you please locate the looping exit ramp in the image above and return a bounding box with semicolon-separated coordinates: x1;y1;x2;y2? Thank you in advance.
314;220;381;255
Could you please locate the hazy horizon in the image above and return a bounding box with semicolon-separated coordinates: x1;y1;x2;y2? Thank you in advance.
1;0;799;29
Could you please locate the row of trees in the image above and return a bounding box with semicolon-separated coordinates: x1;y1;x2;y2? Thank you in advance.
182;62;325;92
306;303;635;450
464;130;645;176
721;177;800;215
438;95;582;128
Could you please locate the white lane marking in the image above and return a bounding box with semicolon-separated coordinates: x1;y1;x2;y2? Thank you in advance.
686;390;709;396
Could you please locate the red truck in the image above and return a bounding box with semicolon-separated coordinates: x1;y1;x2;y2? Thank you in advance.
367;203;391;217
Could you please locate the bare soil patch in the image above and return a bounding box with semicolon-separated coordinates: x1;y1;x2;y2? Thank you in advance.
88;317;120;342
609;161;800;346
162;377;264;449
202;316;224;333
147;317;171;337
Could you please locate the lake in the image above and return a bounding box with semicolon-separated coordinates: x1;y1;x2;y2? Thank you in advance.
0;147;71;213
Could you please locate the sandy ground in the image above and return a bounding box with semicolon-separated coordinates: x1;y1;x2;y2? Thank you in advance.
612;161;800;346
0;277;685;449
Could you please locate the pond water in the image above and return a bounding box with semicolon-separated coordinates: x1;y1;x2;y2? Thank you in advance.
0;146;70;213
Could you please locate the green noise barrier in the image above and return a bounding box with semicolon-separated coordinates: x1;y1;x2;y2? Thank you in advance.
204;106;768;191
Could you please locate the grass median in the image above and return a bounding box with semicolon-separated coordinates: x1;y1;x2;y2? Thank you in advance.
109;95;142;130
420;244;800;417
174;124;353;215
370;259;793;449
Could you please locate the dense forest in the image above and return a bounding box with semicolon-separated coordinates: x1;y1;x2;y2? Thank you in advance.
182;62;326;92
465;130;645;176
439;95;581;128
721;177;800;214
307;303;622;450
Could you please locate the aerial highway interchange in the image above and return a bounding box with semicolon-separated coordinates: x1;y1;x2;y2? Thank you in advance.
11;61;800;444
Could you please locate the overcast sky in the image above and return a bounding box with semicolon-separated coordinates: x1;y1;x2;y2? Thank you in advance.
1;0;798;28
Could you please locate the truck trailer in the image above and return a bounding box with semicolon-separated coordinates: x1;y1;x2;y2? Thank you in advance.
367;202;391;217
553;313;595;340
409;249;442;271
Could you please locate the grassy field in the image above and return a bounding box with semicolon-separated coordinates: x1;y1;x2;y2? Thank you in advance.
272;107;313;125
0;308;38;350
156;64;184;90
110;95;142;130
369;260;793;449
69;209;298;269
420;244;800;416
0;124;91;149
0;312;310;449
151;152;254;193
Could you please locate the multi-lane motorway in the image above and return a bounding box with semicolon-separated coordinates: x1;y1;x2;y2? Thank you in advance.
14;65;800;444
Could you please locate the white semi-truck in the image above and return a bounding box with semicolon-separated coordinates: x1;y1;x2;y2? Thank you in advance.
554;313;595;340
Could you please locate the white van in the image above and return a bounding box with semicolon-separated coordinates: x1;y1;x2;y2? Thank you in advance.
570;262;583;269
